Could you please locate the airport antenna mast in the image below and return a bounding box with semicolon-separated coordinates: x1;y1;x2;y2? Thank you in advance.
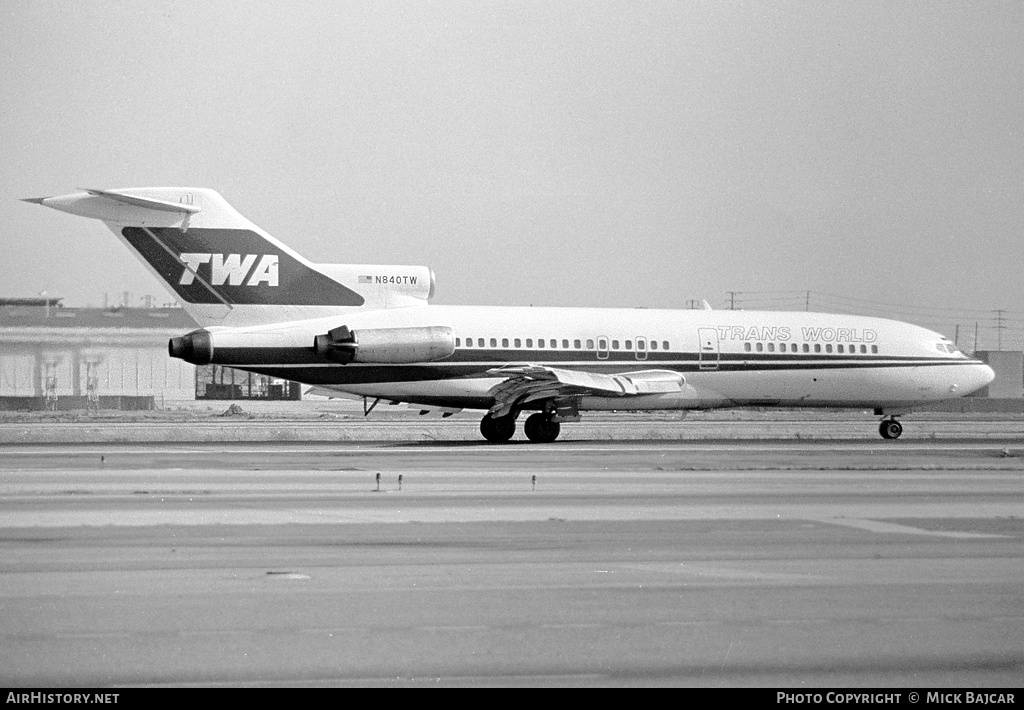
993;310;1007;350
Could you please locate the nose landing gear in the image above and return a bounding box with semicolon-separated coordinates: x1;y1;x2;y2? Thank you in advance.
878;417;903;440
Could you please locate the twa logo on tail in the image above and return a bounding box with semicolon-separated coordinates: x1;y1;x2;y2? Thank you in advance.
179;253;279;287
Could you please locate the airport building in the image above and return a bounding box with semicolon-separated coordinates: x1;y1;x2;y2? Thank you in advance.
0;298;300;410
975;350;1024;399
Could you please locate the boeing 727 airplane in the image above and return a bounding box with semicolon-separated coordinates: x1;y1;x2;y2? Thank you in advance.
24;187;994;442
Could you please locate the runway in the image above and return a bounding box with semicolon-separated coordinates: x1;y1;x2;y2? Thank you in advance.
1;435;1023;687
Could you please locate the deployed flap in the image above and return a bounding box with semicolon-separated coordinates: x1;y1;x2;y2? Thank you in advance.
486;365;685;417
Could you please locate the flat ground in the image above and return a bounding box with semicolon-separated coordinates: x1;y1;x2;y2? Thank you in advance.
0;411;1022;687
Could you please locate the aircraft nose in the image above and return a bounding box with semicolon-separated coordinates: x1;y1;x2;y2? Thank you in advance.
962;363;996;396
980;363;996;388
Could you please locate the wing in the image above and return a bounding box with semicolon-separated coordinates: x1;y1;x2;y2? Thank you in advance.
305;385;463;417
486;365;685;418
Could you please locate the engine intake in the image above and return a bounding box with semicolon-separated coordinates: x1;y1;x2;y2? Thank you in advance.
313;325;455;364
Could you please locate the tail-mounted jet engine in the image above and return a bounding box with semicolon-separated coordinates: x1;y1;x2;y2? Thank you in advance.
313;325;456;364
169;330;213;365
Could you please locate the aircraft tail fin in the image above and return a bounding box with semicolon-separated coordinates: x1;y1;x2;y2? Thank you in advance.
23;188;433;326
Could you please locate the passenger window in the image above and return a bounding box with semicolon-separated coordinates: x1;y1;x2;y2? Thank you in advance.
598;338;607;350
650;341;658;350
768;343;775;352
637;340;645;350
612;340;620;349
791;343;797;353
587;339;595;349
526;339;533;348
514;338;521;348
756;342;763;352
501;338;508;348
744;342;752;352
837;344;844;354
662;341;669;350
490;338;497;348
860;344;867;354
802;343;809;353
826;344;833;353
562;339;569;349
871;345;878;354
478;338;485;348
455;337;461;347
574;339;581;349
625;340;633;350
814;344;821;353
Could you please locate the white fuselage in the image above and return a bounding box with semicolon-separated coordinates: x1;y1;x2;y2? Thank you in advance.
204;304;994;412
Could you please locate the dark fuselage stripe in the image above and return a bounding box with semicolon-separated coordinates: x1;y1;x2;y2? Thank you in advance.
216;359;982;386
210;346;974;368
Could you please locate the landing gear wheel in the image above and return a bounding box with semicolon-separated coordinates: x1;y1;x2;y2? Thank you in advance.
524;413;561;443
879;419;903;440
480;413;516;443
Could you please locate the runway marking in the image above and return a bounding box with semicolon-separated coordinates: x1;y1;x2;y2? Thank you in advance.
2;443;1020;457
814;517;1008;539
3;503;1020;528
621;563;821;582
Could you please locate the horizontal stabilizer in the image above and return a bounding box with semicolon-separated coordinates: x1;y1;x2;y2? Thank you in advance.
78;188;202;214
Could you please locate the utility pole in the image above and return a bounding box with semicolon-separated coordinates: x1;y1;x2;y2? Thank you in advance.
805;291;811;312
994;310;1006;350
726;291;737;310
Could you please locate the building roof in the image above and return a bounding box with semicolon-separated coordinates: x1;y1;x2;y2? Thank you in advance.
0;298;64;307
0;305;198;330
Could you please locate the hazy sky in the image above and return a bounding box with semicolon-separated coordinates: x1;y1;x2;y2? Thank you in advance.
3;1;1022;342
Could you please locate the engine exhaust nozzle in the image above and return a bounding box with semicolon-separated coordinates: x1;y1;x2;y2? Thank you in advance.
169;329;214;365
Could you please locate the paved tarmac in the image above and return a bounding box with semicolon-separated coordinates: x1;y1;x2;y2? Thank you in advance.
1;425;1023;687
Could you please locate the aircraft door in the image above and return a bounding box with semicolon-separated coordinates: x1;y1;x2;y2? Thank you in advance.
698;327;720;370
635;336;647;360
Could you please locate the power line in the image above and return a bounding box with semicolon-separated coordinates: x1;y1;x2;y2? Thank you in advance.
703;289;1024;352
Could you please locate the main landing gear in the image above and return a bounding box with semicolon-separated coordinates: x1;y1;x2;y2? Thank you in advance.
479;413;516;443
878;417;903;440
479;412;562;443
524;412;561;443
